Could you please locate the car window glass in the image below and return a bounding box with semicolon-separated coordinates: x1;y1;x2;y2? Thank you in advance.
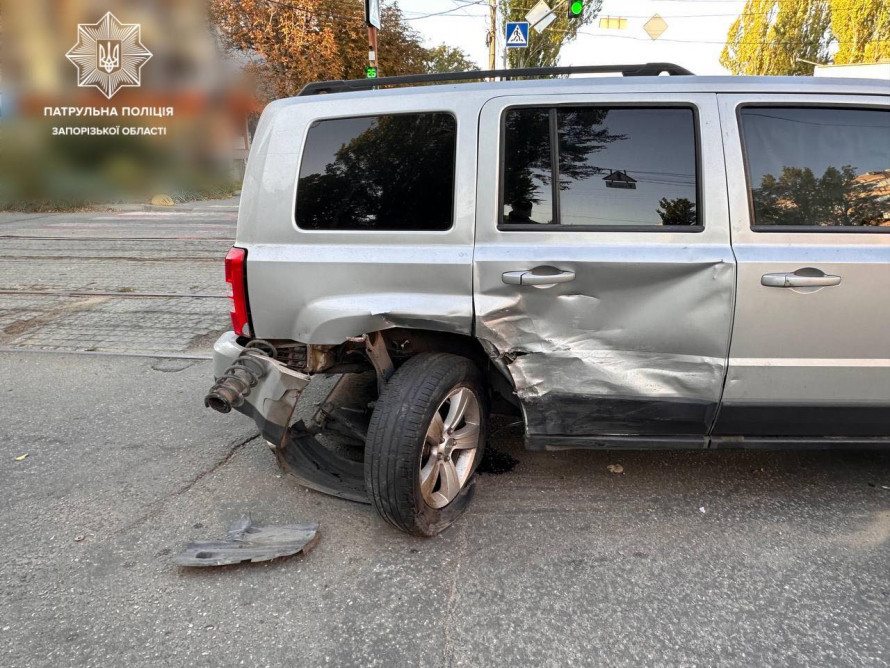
502;106;699;229
740;107;890;228
296;113;456;231
502;108;553;225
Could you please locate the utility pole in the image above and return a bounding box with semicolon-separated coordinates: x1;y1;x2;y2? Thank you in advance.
368;25;378;76
365;0;381;78
488;0;497;70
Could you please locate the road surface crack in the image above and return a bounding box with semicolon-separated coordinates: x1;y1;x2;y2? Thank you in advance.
443;524;468;667
113;431;260;536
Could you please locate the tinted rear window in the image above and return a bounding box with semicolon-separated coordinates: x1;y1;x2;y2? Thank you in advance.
296;113;457;231
740;107;890;229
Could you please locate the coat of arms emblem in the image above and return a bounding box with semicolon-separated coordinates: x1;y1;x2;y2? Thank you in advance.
66;12;152;99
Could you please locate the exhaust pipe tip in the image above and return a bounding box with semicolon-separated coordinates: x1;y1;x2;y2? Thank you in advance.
204;392;233;414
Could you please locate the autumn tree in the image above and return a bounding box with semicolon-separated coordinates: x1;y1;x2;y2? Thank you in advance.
720;0;832;75
211;0;476;101
829;0;890;63
499;0;602;68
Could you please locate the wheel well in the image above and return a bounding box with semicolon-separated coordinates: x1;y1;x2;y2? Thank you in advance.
380;328;487;367
263;328;519;414
379;328;519;414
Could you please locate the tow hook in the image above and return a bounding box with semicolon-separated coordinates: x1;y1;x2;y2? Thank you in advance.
205;341;277;414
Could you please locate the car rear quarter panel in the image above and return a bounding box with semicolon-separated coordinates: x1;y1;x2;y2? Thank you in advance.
235;90;490;344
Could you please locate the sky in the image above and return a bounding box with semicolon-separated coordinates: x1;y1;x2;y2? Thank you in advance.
396;0;748;75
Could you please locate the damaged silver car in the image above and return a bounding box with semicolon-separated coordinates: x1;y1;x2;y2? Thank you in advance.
205;64;890;535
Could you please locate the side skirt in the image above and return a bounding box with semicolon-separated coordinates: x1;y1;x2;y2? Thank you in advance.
525;434;890;451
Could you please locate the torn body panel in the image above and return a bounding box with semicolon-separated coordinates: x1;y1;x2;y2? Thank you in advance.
207;332;369;503
475;252;736;441
173;514;318;567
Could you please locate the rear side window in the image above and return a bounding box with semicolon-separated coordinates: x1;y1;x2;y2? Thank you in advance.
296;113;457;231
501;106;700;229
740;107;890;229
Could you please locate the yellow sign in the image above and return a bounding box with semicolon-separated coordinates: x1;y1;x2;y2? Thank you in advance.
599;17;627;30
643;14;668;40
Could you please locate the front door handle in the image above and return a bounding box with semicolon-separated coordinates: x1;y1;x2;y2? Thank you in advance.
761;272;842;288
502;269;575;286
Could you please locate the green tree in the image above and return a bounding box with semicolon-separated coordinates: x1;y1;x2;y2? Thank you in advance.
499;0;603;68
829;0;890;64
752;164;885;226
720;0;832;75
503;108;625;217
657;197;697;225
424;45;479;74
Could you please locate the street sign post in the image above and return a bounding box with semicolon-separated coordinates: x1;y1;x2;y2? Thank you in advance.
505;21;529;48
526;1;555;33
364;0;381;29
365;0;381;77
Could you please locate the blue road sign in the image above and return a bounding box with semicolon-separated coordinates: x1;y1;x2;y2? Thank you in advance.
505;21;529;48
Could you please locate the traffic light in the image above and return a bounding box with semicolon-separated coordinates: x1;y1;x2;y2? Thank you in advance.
568;0;584;20
365;66;378;79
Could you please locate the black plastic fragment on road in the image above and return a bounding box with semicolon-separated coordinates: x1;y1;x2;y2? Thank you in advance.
173;514;319;567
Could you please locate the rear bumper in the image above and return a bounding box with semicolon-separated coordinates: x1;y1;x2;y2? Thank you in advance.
206;332;369;504
207;332;311;440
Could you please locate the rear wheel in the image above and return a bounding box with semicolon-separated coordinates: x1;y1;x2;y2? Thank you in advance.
364;353;487;536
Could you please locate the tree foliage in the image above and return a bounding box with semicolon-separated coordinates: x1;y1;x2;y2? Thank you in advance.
498;0;603;68
721;0;890;74
210;0;476;101
720;0;832;75
424;45;480;74
657;198;697;225
296;114;456;230
503;108;626;219
752;164;886;226
829;0;890;64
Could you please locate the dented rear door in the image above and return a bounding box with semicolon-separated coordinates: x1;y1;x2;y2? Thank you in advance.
473;93;735;445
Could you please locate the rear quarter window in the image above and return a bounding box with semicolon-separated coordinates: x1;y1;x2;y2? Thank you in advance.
295;112;457;231
740;106;890;230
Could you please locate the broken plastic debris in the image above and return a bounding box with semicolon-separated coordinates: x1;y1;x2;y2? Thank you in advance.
15;454;28;461
606;464;624;474
173;514;319;567
699;506;706;514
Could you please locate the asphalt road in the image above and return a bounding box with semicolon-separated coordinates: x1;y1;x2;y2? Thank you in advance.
1;202;888;667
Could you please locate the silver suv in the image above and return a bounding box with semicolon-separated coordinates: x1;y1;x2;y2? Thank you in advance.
205;64;890;536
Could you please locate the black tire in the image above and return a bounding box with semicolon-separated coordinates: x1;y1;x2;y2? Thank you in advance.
364;353;488;536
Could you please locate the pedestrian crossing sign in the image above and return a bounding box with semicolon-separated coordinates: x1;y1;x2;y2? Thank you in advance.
506;21;529;48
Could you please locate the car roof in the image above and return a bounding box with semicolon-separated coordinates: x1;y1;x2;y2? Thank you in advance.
288;74;888;105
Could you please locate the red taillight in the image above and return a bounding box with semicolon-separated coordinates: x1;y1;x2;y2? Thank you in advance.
224;247;250;336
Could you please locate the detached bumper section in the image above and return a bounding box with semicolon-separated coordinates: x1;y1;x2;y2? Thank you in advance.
205;332;369;504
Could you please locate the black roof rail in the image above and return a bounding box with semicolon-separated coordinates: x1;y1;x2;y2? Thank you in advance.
298;62;693;96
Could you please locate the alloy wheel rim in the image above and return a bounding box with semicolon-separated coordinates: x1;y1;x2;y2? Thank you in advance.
418;387;481;509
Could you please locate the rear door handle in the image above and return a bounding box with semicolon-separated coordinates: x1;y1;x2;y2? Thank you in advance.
502;269;575;286
761;273;842;288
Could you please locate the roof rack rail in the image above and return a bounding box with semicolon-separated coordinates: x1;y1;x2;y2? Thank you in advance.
298;62;693;96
